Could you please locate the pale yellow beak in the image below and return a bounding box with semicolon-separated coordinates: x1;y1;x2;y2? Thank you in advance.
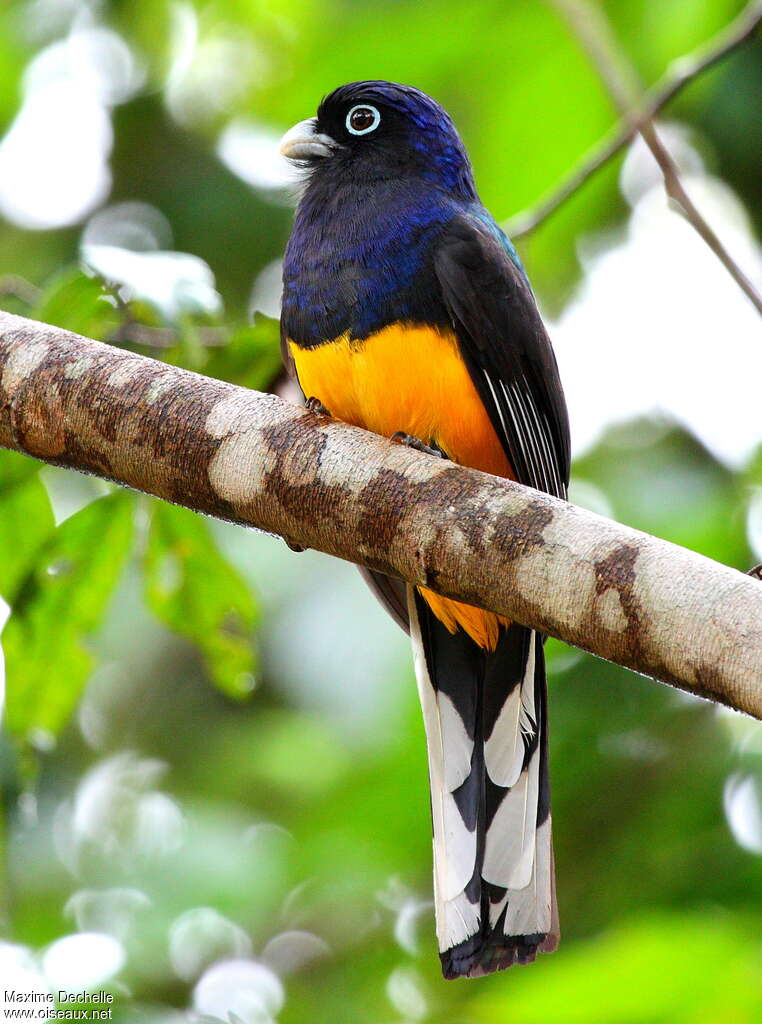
279;117;337;161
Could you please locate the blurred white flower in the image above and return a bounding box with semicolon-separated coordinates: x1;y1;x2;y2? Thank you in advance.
0;942;51;1003
249;259;284;320
165;4;268;127
135;792;187;858
377;878;431;957
83;202;174;253
65;887;151;941
23;0;104;45
42;932;125;992
724;773;762;855
261;931;330;976
386;966;428;1021
0;21;142;230
81;245;222;321
192;959;284;1024
24;23;144;106
217;122;300;193
169;908;252;982
0;83;111;230
55;752;185;871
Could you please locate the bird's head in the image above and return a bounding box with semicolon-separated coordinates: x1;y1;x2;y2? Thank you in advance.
280;80;477;200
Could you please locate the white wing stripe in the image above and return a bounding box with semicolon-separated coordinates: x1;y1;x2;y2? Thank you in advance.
483;368;564;499
497;380;533;483
482;369;509;441
520;383;553;495
519;375;555;494
507;380;545;492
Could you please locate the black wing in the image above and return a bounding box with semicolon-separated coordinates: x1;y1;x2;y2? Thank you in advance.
434;214;570;498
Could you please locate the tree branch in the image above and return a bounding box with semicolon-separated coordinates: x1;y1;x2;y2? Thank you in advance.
1;312;761;715
505;1;762;243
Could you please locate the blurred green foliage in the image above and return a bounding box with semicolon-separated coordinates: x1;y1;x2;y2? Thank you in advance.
0;0;761;1022
1;472;133;747
144;503;259;699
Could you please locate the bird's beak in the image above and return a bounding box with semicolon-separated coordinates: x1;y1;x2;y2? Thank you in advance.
279;118;337;161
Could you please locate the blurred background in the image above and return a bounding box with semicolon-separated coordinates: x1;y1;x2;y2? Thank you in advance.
1;0;762;1021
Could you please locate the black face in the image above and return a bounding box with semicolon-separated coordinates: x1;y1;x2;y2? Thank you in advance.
280;81;476;197
319;95;394;144
313;94;424;179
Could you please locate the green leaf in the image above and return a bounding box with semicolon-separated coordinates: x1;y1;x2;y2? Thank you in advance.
2;493;134;743
746;442;762;487
470;913;762;1024
143;502;259;699
32;267;118;341
203;314;282;392
0;447;43;493
0;451;55;602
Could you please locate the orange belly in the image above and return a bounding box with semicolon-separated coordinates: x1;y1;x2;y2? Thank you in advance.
288;322;512;650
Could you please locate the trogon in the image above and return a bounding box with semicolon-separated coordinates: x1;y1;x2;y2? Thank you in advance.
279;81;570;979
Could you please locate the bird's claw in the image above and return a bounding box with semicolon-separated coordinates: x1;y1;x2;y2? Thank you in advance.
305;396;332;417
390;432;449;459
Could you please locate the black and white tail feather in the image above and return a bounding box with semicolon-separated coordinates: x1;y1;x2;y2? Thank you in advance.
408;591;558;978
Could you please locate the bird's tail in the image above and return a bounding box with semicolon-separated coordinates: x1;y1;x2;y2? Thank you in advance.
408;589;558;979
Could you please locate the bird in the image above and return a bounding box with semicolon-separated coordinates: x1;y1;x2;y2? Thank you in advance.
279;81;570;979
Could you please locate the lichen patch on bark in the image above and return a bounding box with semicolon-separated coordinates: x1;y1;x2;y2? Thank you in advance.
596;588;630;633
209;429;277;505
2;337;50;392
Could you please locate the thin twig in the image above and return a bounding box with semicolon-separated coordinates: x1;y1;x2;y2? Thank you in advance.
0;275;41;306
547;0;762;316
108;320;229;349
506;0;762;241
105;284;229;349
637;122;762;314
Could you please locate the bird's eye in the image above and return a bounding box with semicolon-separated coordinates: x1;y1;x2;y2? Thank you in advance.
346;104;381;136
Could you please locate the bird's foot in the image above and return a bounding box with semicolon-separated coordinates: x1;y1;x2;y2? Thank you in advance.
390;432;449;460
305;396;332;417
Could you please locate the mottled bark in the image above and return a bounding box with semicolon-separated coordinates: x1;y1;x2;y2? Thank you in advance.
1;311;761;714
